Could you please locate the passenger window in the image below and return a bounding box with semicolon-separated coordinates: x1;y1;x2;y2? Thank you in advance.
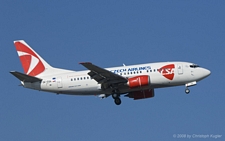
140;71;142;73
80;77;82;80
77;78;79;80
74;78;76;81
71;79;73;81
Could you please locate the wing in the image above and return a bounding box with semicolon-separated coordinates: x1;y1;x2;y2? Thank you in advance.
80;62;127;87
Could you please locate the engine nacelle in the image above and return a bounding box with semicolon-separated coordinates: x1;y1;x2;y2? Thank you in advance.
125;89;155;100
127;75;150;88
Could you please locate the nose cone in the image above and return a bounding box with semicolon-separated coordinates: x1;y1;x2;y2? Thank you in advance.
194;68;211;81
204;69;211;77
200;68;211;79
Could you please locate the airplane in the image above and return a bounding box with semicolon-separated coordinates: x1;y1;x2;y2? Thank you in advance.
10;40;211;105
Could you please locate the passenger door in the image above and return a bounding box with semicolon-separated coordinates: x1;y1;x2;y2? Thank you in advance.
57;77;63;88
177;64;183;75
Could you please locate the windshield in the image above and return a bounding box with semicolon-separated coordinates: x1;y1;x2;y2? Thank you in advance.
190;64;200;68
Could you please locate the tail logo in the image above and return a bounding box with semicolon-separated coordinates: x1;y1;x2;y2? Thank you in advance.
158;64;175;80
14;42;45;76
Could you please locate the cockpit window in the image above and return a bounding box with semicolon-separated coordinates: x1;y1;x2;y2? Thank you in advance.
190;64;200;68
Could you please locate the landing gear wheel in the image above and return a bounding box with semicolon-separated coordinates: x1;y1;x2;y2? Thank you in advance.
185;88;190;94
112;93;120;99
114;98;121;105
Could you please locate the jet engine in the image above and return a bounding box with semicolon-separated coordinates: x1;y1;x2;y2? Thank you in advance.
127;75;150;88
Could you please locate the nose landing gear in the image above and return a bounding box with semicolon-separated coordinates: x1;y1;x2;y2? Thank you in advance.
185;81;196;94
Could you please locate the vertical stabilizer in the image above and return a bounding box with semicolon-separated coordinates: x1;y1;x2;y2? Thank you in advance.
13;40;74;77
14;40;53;76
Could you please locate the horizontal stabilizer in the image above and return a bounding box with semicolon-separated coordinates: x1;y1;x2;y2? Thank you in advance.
10;71;42;82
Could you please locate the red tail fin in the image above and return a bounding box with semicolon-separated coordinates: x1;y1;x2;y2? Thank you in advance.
13;40;74;77
14;41;46;76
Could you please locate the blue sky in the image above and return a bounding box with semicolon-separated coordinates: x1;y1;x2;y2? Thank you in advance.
1;1;224;140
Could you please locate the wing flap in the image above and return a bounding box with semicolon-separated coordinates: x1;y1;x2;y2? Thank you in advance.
10;71;42;82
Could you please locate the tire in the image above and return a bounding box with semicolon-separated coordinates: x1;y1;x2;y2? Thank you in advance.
114;98;121;105
185;89;190;94
112;94;119;99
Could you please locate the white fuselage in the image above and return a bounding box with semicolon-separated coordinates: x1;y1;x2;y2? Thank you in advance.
23;61;210;95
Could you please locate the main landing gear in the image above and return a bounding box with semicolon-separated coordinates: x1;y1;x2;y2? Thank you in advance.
112;91;121;105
